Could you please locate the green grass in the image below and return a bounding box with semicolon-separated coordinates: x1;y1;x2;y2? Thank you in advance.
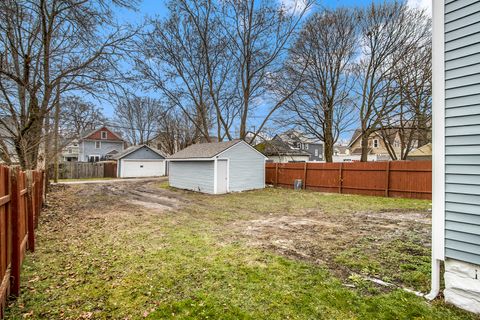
5;185;477;319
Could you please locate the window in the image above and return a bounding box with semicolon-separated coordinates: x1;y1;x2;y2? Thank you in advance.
68;148;72;154
101;131;108;139
305;144;309;150
315;149;319;157
373;139;379;148
88;155;100;162
95;141;101;149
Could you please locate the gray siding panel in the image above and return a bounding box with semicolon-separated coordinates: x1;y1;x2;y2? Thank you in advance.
445;249;480;266
445;1;480;22
444;0;480;266
219;142;265;192
169;161;214;194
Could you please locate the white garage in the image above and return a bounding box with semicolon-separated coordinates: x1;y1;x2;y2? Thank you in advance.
114;145;166;178
167;140;267;194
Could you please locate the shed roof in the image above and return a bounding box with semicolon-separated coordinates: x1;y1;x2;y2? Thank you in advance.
114;144;166;160
167;140;242;159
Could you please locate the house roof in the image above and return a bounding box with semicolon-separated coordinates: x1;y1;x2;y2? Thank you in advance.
81;126;123;141
275;129;322;145
409;143;432;157
114;144;166;160
334;145;348;154
256;139;310;157
350;147;373;155
167;140;242;159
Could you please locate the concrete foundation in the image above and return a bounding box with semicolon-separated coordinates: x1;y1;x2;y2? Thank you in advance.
444;258;480;314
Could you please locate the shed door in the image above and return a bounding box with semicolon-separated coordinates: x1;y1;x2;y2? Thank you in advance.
216;159;228;194
121;159;165;178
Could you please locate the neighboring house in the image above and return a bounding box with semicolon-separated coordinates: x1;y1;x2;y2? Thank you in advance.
429;1;480;314
78;126;125;162
347;129;415;161
332;145;357;162
167;140;266;194
61;139;79;162
273;130;324;161
407;143;432;161
255;139;310;163
115;144;166;178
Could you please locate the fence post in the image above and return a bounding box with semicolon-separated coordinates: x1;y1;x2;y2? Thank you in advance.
25;171;35;252
338;163;343;194
10;169;21;297
275;163;279;187
385;161;391;197
303;162;307;190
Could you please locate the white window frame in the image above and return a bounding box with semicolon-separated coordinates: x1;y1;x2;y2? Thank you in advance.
373;139;379;148
89;155;100;162
95;141;101;149
314;149;318;157
101;131;108;139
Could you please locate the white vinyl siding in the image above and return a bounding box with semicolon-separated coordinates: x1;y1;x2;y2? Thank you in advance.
444;0;480;265
219;142;265;192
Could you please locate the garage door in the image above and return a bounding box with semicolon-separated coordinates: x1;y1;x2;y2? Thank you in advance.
121;159;165;178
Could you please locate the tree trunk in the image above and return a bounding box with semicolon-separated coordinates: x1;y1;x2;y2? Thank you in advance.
360;131;370;162
53;89;60;183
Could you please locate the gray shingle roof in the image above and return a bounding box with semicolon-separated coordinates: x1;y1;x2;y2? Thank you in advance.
167;140;241;159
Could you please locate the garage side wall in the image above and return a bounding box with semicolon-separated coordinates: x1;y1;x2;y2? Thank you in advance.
220;143;265;192
169;161;215;194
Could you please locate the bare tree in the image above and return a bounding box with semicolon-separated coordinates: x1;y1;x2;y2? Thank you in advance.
353;2;429;161
0;0;138;169
282;7;357;162
60;96;106;138
136;0;312;143
377;8;431;160
136;0;222;142
221;0;313;141
152;109;196;155
114;96;161;145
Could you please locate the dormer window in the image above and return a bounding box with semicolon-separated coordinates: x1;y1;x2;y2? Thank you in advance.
101;131;107;139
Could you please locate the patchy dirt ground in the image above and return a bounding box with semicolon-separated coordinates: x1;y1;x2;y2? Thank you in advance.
8;180;472;320
231;207;431;292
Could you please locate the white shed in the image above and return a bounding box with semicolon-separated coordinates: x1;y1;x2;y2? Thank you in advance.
115;145;166;178
167;140;267;194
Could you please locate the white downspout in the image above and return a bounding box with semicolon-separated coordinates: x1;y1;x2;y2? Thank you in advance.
426;0;446;301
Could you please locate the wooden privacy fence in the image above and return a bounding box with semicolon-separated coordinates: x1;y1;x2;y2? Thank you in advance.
266;161;432;200
0;166;45;318
49;161;117;179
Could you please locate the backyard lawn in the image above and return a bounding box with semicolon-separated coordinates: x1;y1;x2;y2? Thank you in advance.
5;181;478;319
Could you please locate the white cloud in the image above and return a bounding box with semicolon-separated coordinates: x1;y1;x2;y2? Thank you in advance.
407;0;432;16
279;0;311;15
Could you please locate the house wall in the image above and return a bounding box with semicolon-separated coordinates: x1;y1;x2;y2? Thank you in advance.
168;161;215;194
219;142;265;192
79;140;124;162
443;0;480;313
349;133;398;158
304;143;324;161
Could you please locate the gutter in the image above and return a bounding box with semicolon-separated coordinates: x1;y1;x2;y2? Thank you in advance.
427;0;445;301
